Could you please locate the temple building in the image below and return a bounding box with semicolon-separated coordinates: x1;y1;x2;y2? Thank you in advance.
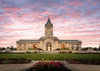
17;18;82;51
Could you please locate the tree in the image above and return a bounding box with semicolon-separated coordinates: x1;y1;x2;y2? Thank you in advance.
7;47;10;49
10;46;14;50
81;47;88;50
10;46;17;50
2;47;5;50
93;47;97;51
98;45;100;50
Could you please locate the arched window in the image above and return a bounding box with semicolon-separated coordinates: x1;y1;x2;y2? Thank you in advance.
33;44;37;49
71;44;74;50
76;45;79;50
71;47;74;50
61;44;65;48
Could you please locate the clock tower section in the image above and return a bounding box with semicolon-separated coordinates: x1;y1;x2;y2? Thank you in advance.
45;17;53;37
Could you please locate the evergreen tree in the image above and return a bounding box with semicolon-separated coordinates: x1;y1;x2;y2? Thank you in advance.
98;45;100;50
93;47;97;51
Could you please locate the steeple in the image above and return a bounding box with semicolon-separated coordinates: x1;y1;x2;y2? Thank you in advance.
45;16;53;37
45;16;53;27
47;16;51;24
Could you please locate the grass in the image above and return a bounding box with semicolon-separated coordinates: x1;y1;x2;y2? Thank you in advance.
0;53;100;61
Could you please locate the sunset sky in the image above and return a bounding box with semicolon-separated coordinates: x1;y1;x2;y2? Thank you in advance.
0;0;100;48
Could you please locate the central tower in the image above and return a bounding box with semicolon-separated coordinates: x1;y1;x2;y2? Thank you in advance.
45;17;53;37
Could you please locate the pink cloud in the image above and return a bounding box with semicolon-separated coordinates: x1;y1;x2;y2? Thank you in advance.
57;34;100;47
3;6;22;12
92;2;100;5
64;10;82;19
0;1;99;48
0;16;5;21
68;0;84;7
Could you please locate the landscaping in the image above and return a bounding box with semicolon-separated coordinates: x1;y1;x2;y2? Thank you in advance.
0;57;31;64
26;61;71;71
0;53;100;64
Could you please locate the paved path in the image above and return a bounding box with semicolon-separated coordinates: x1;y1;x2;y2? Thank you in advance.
69;64;100;71
0;61;100;71
0;61;36;71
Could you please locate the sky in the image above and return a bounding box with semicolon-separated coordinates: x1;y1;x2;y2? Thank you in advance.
0;0;100;48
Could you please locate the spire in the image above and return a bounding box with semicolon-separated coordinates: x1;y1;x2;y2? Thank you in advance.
47;16;51;24
45;16;53;27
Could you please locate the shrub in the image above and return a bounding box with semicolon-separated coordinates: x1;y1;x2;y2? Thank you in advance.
26;51;31;53
37;48;42;50
34;51;38;53
61;48;70;50
28;48;37;50
68;50;72;53
0;47;5;50
55;48;61;50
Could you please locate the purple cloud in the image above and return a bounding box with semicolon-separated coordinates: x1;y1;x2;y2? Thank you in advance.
0;0;100;47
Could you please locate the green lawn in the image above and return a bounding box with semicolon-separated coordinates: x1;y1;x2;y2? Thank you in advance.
0;53;100;61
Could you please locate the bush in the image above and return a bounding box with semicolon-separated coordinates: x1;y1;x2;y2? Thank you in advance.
55;48;61;50
93;48;98;51
61;48;70;50
68;50;72;53
26;51;31;53
10;46;17;50
0;47;5;50
37;48;42;50
34;51;38;53
28;48;37;50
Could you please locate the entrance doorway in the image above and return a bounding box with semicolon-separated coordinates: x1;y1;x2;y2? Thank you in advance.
46;43;52;51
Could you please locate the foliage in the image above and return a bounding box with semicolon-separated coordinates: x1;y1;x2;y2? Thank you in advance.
0;47;5;50
10;46;17;50
26;51;32;53
81;48;88;50
55;48;61;50
34;51;38;53
37;48;42;50
0;54;100;61
68;50;72;53
98;45;100;50
28;48;37;50
61;48;70;50
93;48;98;51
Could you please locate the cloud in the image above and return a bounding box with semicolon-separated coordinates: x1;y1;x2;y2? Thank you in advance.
0;0;100;47
68;0;84;7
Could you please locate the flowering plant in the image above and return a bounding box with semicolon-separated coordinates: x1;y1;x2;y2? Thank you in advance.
4;56;9;61
32;61;71;71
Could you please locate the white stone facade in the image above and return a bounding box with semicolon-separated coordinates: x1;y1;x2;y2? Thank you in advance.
17;18;82;51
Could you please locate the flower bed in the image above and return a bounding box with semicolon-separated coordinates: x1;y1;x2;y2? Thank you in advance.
0;59;31;64
66;59;100;65
26;61;71;71
0;58;31;64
